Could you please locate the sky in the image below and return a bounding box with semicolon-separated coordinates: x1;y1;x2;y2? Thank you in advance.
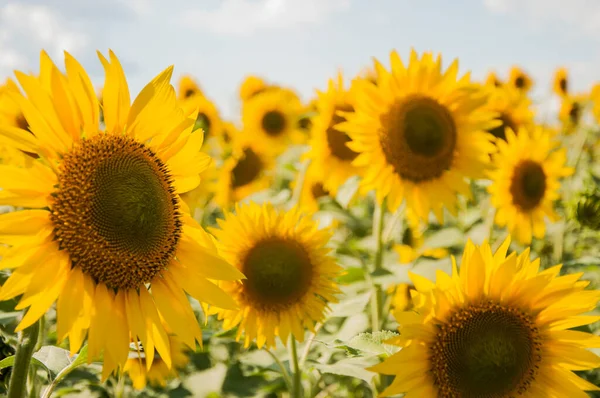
1;0;600;119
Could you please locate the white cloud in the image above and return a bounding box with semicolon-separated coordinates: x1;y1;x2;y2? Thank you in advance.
483;0;600;38
0;3;87;78
180;0;350;35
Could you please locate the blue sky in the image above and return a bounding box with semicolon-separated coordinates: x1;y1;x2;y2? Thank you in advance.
1;0;599;118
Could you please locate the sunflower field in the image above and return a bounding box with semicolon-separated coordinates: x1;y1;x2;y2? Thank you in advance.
0;48;599;398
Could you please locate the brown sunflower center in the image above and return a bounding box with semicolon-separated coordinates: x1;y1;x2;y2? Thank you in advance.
515;76;526;89
51;134;181;290
261;110;287;137
510;160;546;211
184;88;196;98
327;104;358;161
569;102;581;124
488;112;517;142
311;182;329;199
430;300;542;398
380;95;457;182
241;237;313;308
559;78;567;94
232;148;263;188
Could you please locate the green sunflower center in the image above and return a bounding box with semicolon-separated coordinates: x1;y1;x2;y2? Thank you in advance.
311;182;329;199
197;113;211;136
261;110;287;137
515;76;526;89
430;301;542;398
232;148;263;188
51;134;181;290
510;160;547;211
488;112;517;142
327;104;358;161
241;237;313;308
380;95;457;182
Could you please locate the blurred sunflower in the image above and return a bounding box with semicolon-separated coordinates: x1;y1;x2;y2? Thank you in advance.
0;50;243;378
485;71;503;87
484;85;534;143
211;203;342;348
239;75;268;101
394;224;448;264
241;89;305;154
296;163;332;213
508;66;534;92
371;238;600;397
181;94;223;142
177;75;203;100
0;80;35;167
553;67;569;97
124;334;189;390
386;283;413;312
559;94;588;135
339;50;496;222
488;127;573;243
221;120;239;145
215;144;273;208
305;73;362;195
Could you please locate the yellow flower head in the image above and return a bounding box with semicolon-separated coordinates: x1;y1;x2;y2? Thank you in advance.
211;203;342;348
339;49;496;223
487;126;573;243
0;79;35;167
559;94;589;135
296;163;333;213
124;335;189;390
177;75;203;100
483;85;535;143
508;66;534;92
485;71;503;88
0;50;243;378
371;238;600;397
553;67;569;97
305;72;362;195
180;94;223;142
239;75;268;101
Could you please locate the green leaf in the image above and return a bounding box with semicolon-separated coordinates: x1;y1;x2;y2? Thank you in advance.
346;331;400;356
0;355;14;369
312;356;379;384
33;346;74;376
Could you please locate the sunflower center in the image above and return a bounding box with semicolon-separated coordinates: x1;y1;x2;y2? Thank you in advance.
430;301;542;398
380;95;457;182
327;105;358;161
311;182;329;199
261;110;286;137
510;160;546;211
569;102;581;124
232;148;263;188
51;134;181;290
197;113;211;136
559;78;567;94
515;76;526;89
488;113;517;142
241;237;313;308
184;88;196;98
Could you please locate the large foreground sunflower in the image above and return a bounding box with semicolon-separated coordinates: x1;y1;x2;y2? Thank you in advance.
0;51;243;377
488;127;573;243
371;238;600;397
305;73;362;194
339;50;496;222
211;203;342;348
241;89;305;154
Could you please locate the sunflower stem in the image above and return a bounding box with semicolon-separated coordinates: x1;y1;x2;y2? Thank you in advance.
289;337;302;398
370;200;386;333
299;323;322;368
264;348;292;392
7;320;39;398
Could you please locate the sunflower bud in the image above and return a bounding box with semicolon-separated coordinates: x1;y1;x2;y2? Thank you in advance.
575;191;600;230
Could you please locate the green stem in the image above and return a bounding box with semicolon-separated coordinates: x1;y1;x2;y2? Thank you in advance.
264;348;292;392
7;320;40;398
289;337;302;398
370;200;386;333
299;323;322;368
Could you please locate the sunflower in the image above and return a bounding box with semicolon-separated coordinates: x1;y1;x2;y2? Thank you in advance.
221;121;240;145
210;203;342;348
487;126;573;244
215;143;273;208
483;85;535;143
484;71;503;87
180;94;223;142
386;283;414;312
0;50;243;378
553;67;569;97
370;237;600;397
339;50;496;222
0;79;36;167
394;225;448;264
123;334;189;390
508;66;534;92
296;163;333;213
239;75;268;101
305;73;363;195
177;75;203;100
559;94;588;135
241;89;305;154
